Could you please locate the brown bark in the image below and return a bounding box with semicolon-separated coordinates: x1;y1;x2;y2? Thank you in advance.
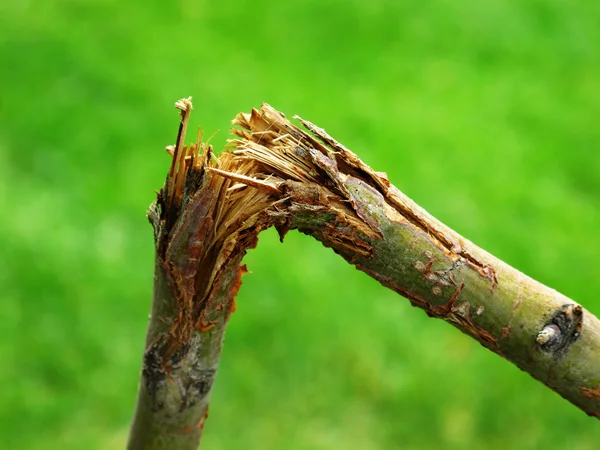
128;99;600;449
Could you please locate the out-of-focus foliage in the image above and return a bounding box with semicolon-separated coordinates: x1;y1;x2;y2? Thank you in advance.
1;1;599;448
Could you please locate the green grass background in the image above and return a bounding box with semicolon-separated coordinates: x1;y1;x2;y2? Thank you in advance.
1;0;600;448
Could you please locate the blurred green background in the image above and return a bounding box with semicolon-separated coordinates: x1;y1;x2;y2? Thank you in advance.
1;0;600;448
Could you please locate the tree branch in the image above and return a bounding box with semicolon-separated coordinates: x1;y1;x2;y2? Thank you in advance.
128;99;600;449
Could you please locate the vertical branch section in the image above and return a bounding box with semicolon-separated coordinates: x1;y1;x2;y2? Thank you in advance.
128;98;275;450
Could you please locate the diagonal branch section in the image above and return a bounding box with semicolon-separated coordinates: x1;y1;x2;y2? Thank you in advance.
129;99;600;450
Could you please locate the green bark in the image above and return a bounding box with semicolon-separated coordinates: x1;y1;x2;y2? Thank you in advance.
229;104;600;418
128;99;600;450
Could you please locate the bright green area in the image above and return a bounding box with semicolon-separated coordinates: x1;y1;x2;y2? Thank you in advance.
1;1;600;448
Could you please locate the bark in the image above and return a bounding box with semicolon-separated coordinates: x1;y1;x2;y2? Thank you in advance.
129;99;600;449
127;99;274;449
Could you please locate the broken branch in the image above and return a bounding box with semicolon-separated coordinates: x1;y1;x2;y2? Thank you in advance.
128;99;600;450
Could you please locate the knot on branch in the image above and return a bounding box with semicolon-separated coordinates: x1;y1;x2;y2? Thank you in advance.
536;304;583;356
